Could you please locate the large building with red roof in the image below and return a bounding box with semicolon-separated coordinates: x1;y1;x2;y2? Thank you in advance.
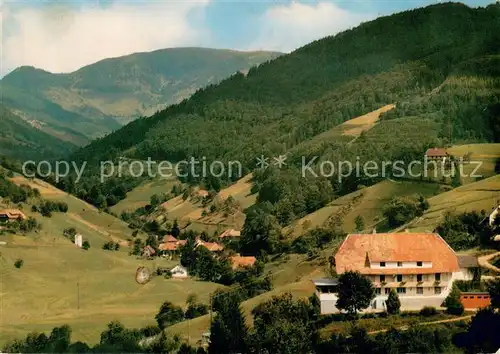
313;232;478;314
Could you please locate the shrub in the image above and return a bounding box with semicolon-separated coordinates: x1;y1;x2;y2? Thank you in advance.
14;259;24;269
185;303;209;319
419;306;437;317
82;241;90;250
386;289;401;315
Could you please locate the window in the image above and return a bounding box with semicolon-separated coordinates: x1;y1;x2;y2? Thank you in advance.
380;262;386;267
417;261;423;267
397;261;403;267
434;287;441;294
375;288;381;295
396;274;403;282
397;287;406;294
435;273;441;281
463;296;468;299
380;275;386;282
416;287;423;295
417;274;423;282
384;288;391;295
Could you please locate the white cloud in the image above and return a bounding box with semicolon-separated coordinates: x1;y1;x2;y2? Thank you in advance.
250;2;373;53
2;1;210;75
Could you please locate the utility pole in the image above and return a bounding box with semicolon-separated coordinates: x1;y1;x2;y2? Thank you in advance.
77;277;80;310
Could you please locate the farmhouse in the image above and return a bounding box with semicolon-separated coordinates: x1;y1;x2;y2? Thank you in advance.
195;239;224;253
313;232;474;314
170;265;189;279
230;255;257;269
142;245;156;258
0;209;27;222
163;235;178;243
425;147;449;163
219;229;241;240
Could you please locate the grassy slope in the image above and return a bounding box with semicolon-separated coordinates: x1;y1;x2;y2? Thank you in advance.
0;175;224;345
408;174;500;232
284;179;443;238
110;177;179;215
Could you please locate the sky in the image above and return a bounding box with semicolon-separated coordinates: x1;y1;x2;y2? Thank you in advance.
0;0;495;76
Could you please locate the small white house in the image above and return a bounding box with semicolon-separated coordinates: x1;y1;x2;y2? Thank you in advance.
74;234;83;248
170;265;188;279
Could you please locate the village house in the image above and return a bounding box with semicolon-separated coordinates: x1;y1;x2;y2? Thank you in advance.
142;245;156;258
170;265;189;279
313;232;479;314
74;234;83;248
158;236;186;258
219;229;241;240
0;209;27;223
230;255;257;270
425;147;449;163
195;238;224;253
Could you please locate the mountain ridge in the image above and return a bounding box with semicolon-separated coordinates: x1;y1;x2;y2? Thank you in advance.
0;48;282;157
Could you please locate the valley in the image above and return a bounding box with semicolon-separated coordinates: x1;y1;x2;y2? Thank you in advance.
0;2;499;353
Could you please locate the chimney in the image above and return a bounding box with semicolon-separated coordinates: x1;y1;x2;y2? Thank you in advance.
372;228;376;234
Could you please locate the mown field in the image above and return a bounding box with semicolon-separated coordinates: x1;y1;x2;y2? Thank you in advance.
408;174;500;232
284;179;443;238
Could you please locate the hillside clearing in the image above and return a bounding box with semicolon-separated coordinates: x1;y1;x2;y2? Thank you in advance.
0;240;223;345
408;174;500;232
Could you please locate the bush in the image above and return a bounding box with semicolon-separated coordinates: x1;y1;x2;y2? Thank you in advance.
155;302;184;329
185;303;209;319
82;241;90;250
102;241;120;251
419;306;438;317
386;289;401;315
14;259;24;269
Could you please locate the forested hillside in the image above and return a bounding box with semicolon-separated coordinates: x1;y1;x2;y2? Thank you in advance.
0;106;77;159
0;48;280;149
64;3;500;217
75;3;500;166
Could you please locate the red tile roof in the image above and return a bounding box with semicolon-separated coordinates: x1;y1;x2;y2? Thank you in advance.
230;255;257;269
335;233;459;275
425;148;448;157
0;209;27;220
159;243;178;251
163;235;178;243
196;241;224;252
219;229;241;239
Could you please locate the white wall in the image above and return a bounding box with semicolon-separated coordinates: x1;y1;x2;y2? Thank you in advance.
317;293;448;314
370;261;432;269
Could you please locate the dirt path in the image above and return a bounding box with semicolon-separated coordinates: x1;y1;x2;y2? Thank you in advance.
67;213;128;245
478;251;500;274
367;315;473;335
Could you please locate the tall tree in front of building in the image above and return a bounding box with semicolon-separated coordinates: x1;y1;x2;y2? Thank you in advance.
386;289;401;315
336;271;375;317
443;284;464;315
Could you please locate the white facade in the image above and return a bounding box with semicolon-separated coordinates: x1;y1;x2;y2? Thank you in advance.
489;205;499;226
314;269;468;314
171;265;188;279
74;234;83;248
